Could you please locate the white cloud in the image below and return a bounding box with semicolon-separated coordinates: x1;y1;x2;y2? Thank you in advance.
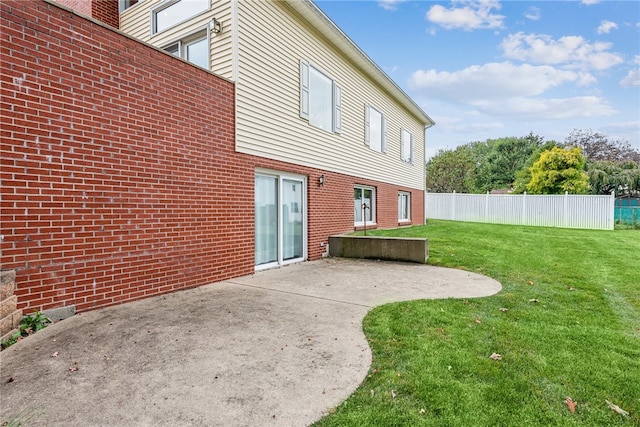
620;69;640;87
426;0;505;31
408;62;589;103
524;7;540;21
378;0;406;11
408;62;616;121
477;96;616;120
501;32;624;70
597;20;618;34
582;0;599;5
433;116;504;133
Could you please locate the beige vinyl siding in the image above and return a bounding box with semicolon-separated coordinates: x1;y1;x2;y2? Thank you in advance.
119;0;233;79
236;1;425;190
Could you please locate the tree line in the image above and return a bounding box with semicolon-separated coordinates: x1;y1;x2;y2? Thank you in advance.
426;129;640;196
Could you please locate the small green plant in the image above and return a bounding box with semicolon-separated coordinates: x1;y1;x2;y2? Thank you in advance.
1;311;51;350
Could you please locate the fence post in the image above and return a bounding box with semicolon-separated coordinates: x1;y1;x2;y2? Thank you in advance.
563;191;569;228
485;191;489;222
609;190;615;230
522;192;527;226
451;191;456;221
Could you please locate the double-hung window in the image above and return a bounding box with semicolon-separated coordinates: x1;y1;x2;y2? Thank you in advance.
354;185;375;226
401;129;414;163
163;31;209;69
398;192;411;222
300;61;341;133
365;105;386;153
152;0;209;34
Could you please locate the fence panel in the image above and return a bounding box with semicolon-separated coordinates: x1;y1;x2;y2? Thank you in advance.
425;192;615;230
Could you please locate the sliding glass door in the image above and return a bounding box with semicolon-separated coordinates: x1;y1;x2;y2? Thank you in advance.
255;171;306;269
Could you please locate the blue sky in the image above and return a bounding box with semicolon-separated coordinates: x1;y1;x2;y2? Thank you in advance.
315;0;640;159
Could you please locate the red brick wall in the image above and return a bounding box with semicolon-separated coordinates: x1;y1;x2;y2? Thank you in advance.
1;0;424;314
54;0;120;29
1;0;253;313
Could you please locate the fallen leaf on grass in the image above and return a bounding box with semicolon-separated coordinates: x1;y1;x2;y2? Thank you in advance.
527;280;534;285
529;299;539;303
489;353;502;360
419;408;426;415
499;308;509;312
568;287;577;291
606;400;629;416
391;390;396;399
565;396;577;413
474;319;482;324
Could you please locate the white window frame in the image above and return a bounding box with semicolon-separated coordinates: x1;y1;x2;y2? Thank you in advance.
162;29;210;69
365;105;386;153
255;169;308;271
151;0;209;34
398;191;411;222
354;185;376;226
401;129;414;164
300;60;341;134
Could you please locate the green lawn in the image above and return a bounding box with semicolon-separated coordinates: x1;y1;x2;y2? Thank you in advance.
315;220;639;426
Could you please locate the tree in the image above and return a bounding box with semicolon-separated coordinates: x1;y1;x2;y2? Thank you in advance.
564;129;640;196
512;140;560;193
426;146;476;193
564;129;640;163
527;147;590;194
587;160;640;196
472;133;546;192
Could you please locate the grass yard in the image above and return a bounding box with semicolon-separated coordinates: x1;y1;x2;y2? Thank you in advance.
315;220;639;426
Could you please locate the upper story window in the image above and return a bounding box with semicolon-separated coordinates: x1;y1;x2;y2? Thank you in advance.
365;105;386;153
300;60;341;134
153;0;209;34
163;31;209;69
401;129;414;163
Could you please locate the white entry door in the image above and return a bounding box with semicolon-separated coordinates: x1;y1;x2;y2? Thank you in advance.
255;171;306;269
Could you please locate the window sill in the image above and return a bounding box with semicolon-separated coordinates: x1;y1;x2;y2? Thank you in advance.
398;220;412;226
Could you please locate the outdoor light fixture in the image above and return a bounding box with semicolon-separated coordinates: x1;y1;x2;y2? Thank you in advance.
318;174;325;187
210;17;223;34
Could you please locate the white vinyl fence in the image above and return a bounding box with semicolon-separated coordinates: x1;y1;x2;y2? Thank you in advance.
425;192;615;230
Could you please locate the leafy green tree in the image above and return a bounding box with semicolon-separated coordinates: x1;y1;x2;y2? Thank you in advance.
564;129;640;196
426;146;476;193
472;133;546;192
527;147;590;194
586;160;640;196
512;140;560;193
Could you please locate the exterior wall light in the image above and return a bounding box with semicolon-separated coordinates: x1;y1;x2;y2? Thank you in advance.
210;17;223;34
318;174;325;187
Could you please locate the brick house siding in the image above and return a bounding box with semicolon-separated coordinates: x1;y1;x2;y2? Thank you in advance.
55;0;120;28
1;0;424;314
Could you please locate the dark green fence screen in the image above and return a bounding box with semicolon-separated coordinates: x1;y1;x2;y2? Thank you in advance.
615;198;639;225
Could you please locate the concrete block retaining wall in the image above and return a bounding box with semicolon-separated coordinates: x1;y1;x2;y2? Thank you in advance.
329;235;428;264
0;270;21;342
